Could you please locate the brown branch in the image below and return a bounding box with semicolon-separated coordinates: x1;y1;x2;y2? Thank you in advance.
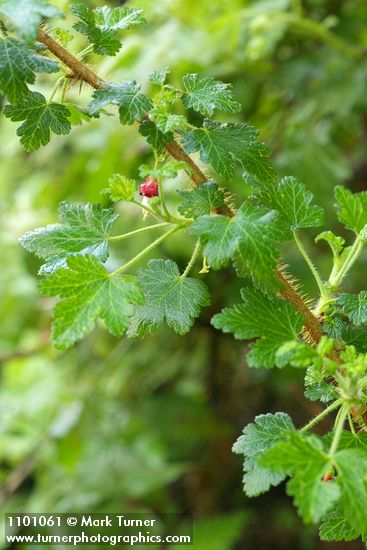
37;29;323;345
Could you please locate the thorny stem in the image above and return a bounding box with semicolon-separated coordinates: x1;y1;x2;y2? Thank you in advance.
108;222;171;241
37;28;324;345
300;398;343;433
293;230;327;298
111;225;183;276
181;240;201;279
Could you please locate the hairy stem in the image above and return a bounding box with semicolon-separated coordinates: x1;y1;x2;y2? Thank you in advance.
37;29;324;344
181;240;201;279
330;233;364;286
111;225;182;275
293;230;327;297
300;398;343;433
108;222;171;241
329;403;349;456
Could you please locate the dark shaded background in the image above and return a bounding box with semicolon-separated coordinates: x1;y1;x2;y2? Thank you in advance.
1;0;367;548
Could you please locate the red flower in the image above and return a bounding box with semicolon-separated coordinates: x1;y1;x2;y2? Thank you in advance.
139;177;159;198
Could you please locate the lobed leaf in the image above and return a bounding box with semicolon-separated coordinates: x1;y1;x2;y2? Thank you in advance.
336;291;367;326
260;432;339;523
138;120;173;152
233;412;295;497
212;287;304;368
335;186;367;234
3;91;71;151
190;202;288;289
258;176;325;231
0;37;59;104
182;119;275;183
39;255;143;349
19;201;118;274
177;181;225;219
88;81;153;125
128;259;210;337
72;3;145;56
182;73;241;116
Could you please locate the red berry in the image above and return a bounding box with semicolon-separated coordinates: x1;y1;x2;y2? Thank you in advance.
322;473;333;482
139;177;159;198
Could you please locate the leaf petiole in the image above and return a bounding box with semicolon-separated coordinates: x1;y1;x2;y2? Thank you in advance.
181;240;201;279
329;403;349;456
300;398;343;433
111;225;183;276
108;222;171;241
293;230;327;298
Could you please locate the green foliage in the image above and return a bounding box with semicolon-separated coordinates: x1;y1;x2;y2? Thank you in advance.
182;120;275;182
128;259;210;337
319;507;359;542
0;37;59;103
182;74;241;116
190;202;287;288
212;288;304;368
336;291;367;325
102;173;136;202
71;3;145;56
3;91;71;151
88;81;152;125
335;186;367;234
149;67;170;86
232;412;295;496
260;432;339;523
0;0;61;42
258;176;325;231
19;201;118;273
138;119;173;152
4;1;367;545
177;181;224;218
39;255;143;349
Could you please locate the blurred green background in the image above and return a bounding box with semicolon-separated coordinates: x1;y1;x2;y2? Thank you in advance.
1;0;367;548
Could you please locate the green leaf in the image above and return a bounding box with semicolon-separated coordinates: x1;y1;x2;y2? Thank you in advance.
0;37;59;103
315;231;345;258
177;181;225;218
190;202;287;289
259;176;324;231
39;255;143;349
0;0;61;42
232;412;295;497
19;201;118;274
275;341;318;369
101;174;136;202
128;259;210;337
3;91;71;151
304;367;338;403
212;288;304;368
334;449;367;534
335;186;367;234
336;292;367;326
182;120;275;183
319;507;360;542
138;120;173;152
149;67;170;86
182;73;241;116
88;81;153;125
93;5;145;30
71;4;145;56
260;432;339;523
